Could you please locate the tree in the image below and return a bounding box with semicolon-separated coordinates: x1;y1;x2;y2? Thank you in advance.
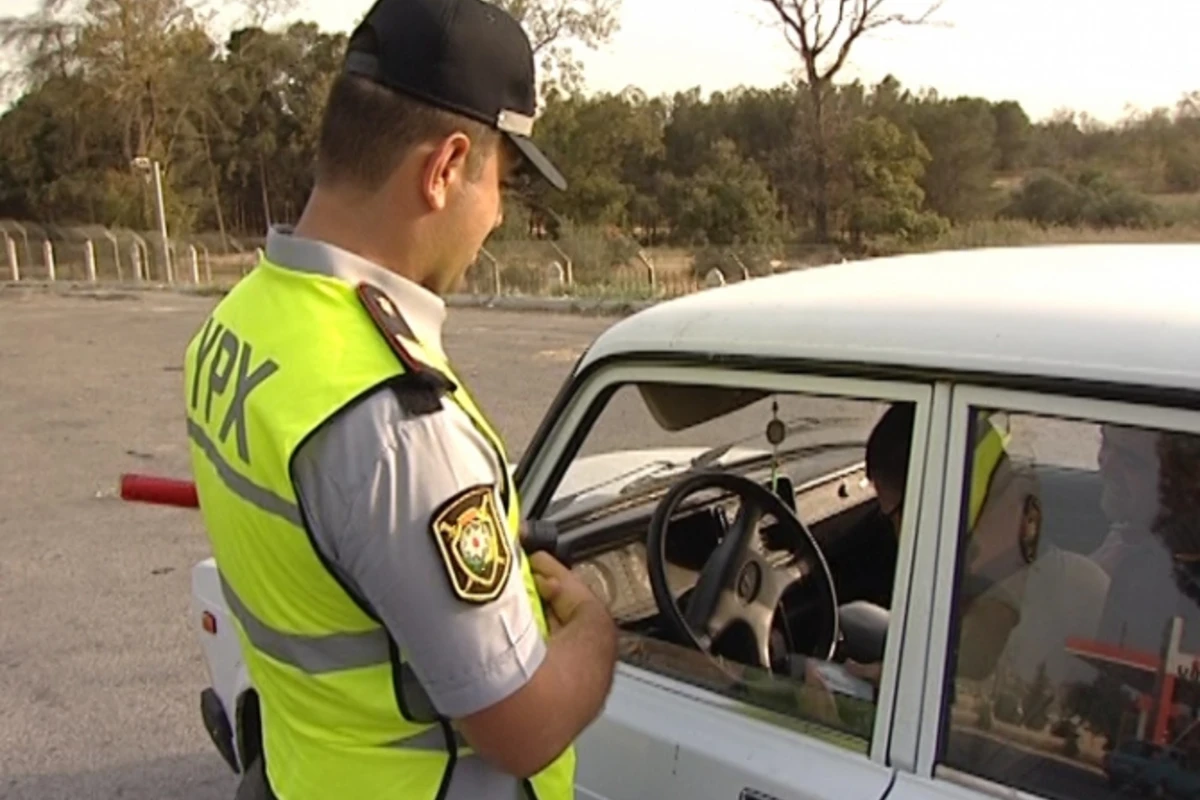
909;95;1000;221
525;88;666;229
663;137;784;247
0;0;214;234
494;0;621;96
754;0;944;241
234;0;301;29
991;100;1032;172
0;0;80;96
841;114;945;245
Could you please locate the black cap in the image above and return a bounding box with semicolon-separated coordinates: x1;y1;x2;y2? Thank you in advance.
343;0;567;191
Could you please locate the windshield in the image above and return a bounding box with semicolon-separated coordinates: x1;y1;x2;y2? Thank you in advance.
544;381;890;522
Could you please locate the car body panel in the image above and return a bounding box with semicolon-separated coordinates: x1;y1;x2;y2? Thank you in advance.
578;665;895;800
191;557;252;771
576;244;1200;394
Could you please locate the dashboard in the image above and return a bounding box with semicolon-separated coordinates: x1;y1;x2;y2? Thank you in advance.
570;508;727;625
565;463;881;631
572;544;657;622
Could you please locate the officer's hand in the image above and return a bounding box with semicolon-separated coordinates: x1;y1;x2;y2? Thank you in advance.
529;551;599;631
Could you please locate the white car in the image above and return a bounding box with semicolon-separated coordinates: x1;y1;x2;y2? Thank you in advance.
188;243;1200;800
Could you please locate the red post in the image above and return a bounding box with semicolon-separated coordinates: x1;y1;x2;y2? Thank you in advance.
1154;674;1177;745
119;474;199;508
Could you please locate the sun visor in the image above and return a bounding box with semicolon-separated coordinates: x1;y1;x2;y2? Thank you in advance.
637;383;770;432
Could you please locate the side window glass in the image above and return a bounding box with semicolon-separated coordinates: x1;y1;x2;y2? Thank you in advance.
940;408;1200;800
547;380;923;754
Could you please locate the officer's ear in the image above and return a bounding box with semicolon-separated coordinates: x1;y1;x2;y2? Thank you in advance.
420;132;472;212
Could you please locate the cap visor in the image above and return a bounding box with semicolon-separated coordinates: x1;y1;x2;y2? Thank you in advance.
507;134;567;191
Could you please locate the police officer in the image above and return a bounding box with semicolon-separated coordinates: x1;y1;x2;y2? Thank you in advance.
182;0;618;797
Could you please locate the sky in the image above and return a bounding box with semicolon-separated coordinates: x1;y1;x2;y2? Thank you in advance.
4;0;1198;123
291;0;1199;123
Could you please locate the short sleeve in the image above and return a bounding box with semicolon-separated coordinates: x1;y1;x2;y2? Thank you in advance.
291;385;546;719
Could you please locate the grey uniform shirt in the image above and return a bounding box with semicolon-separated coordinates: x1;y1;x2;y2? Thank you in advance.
267;228;542;797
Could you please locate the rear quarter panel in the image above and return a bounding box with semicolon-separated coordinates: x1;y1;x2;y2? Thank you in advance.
191;557;253;764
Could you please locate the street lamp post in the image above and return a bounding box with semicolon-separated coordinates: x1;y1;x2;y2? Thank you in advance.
132;156;172;282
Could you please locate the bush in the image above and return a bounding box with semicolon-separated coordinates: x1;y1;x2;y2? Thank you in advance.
1005;172;1083;226
556;223;641;283
1004;169;1162;229
1166;145;1200;193
489;197;534;241
906;210;953;242
1076;170;1161;228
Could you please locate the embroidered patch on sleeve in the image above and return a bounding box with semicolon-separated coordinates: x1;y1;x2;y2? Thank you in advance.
1018;493;1042;565
431;484;513;604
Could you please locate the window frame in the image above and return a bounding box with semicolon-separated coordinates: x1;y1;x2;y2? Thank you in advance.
514;355;940;767
917;382;1200;796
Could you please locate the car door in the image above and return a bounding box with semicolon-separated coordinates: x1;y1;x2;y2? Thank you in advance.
568;663;680;800
887;383;1200;800
568;598;903;800
630;669;897;800
515;361;945;800
622;382;950;800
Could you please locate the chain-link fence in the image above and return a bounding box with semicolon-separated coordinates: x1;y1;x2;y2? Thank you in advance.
0;219;847;299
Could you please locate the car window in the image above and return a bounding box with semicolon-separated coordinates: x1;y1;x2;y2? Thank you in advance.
548;379;922;755
547;383;878;518
938;406;1200;800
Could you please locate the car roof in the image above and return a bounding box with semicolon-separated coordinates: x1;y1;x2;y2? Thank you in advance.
577;243;1200;394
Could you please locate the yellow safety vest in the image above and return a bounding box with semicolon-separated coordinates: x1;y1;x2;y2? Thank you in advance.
961;414;1042;595
182;256;575;800
967;414;1010;533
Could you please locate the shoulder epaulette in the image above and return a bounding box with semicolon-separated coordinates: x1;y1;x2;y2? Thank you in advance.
357;282;456;394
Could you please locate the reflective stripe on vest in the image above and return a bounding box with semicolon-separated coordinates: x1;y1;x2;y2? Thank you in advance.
183;257;575;800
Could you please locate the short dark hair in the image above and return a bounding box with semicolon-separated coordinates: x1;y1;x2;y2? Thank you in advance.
314;72;501;192
866;403;916;492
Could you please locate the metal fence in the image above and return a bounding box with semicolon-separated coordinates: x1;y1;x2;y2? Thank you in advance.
0;219;264;284
0;219;846;299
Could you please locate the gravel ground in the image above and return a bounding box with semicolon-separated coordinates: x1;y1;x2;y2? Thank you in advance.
0;287;609;799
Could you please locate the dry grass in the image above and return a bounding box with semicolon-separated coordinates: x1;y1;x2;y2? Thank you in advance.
1154;192;1200;225
894;218;1200;254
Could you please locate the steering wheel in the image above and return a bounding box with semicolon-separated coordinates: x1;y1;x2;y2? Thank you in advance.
646;470;839;673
